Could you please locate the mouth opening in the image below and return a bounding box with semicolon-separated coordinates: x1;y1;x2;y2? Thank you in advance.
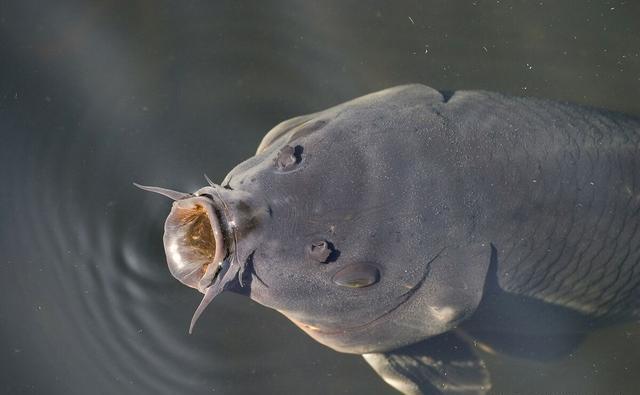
163;196;227;292
135;180;240;334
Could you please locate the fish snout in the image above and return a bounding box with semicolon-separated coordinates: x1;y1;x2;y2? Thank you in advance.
135;180;269;333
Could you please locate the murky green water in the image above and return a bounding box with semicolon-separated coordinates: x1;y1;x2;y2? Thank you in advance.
1;1;639;394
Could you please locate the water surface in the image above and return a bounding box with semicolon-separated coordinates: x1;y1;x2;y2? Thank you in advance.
1;1;639;394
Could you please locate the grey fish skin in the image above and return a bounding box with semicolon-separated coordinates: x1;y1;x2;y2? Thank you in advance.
139;84;640;395
221;85;498;354
229;85;640;348
450;92;640;321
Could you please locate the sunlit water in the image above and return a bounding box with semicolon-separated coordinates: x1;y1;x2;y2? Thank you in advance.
1;1;639;394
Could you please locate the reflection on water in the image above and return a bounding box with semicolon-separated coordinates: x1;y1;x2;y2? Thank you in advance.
0;1;639;394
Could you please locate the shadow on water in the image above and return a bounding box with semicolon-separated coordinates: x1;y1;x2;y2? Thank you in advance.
0;1;639;394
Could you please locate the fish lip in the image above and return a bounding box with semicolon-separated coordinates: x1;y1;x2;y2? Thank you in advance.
183;187;241;334
164;194;228;293
192;191;235;292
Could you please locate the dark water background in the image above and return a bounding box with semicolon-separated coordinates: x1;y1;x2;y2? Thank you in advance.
1;1;639;394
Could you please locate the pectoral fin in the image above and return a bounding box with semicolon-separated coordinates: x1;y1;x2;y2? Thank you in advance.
466;329;586;361
362;332;490;395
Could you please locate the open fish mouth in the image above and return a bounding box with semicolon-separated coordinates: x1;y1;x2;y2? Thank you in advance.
134;181;239;333
163;195;226;292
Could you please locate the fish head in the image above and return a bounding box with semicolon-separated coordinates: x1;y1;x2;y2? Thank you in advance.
138;85;492;354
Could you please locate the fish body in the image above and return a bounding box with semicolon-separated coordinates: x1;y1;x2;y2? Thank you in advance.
138;85;640;394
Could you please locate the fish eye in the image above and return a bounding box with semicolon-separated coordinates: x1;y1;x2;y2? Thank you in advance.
332;263;380;288
163;197;225;291
274;144;303;171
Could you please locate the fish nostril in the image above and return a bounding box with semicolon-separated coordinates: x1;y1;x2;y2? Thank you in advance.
274;145;303;171
332;263;380;288
308;239;337;263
